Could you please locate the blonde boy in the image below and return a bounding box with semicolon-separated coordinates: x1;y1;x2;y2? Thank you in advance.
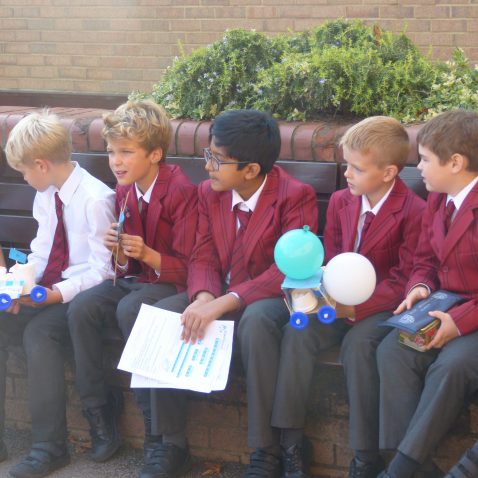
323;116;425;478
2;111;115;478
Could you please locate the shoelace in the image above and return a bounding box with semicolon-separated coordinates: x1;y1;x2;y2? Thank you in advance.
283;446;302;472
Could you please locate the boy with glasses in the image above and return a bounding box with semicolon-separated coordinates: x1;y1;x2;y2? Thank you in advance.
144;109;342;478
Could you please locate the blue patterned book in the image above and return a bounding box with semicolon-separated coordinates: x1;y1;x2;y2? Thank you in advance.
380;290;464;334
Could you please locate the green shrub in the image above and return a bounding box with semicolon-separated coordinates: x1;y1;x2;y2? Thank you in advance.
131;19;477;123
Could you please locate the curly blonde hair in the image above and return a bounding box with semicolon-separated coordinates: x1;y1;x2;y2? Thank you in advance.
102;99;172;159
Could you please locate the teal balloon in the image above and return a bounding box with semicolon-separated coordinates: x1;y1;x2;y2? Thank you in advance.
274;226;324;279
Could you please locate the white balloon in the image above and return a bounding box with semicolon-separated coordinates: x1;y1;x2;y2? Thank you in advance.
323;252;376;306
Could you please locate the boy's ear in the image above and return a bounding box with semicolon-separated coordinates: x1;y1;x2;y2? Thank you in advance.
244;162;262;180
450;153;467;173
149;147;163;165
33;158;50;172
383;164;398;183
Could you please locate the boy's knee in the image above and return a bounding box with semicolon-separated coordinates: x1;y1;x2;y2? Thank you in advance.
23;322;55;358
237;308;278;344
67;293;102;331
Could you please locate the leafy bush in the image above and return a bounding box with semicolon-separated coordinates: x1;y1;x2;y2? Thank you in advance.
131;19;478;123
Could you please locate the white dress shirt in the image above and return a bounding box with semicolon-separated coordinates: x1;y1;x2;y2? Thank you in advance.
354;181;395;252
29;162;115;303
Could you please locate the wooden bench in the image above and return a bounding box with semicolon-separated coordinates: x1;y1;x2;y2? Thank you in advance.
8;108;474;478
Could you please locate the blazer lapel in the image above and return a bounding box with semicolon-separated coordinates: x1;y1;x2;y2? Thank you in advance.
242;172;278;265
359;179;406;255
210;190;236;269
145;165;168;246
125;184;143;235
338;194;361;252
441;185;478;261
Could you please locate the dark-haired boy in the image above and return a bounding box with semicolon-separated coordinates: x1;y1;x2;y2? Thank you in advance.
377;109;478;478
145;109;337;478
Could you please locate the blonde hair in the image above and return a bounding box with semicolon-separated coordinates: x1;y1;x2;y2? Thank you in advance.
102;99;172;159
5;110;72;169
340;116;410;171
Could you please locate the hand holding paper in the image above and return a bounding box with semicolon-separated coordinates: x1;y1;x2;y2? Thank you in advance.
118;304;234;393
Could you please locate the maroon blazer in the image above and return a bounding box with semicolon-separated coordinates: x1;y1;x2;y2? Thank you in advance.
324;177;425;322
408;183;478;335
187;165;319;306
116;163;197;292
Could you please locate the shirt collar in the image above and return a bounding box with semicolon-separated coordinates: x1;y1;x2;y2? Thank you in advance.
57;162;82;206
135;174;158;204
231;175;267;212
447;176;478;211
360;180;395;216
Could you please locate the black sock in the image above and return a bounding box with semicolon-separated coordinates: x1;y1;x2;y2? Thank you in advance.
355;449;379;464
280;428;304;449
163;431;187;449
387;451;420;478
260;445;281;458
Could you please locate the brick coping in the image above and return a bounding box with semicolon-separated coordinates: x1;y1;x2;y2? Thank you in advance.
0;106;422;164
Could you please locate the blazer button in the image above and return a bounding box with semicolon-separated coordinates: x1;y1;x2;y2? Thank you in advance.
442;266;448;273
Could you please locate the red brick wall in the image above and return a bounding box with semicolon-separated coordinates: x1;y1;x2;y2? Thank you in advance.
6;346;478;477
0;1;477;95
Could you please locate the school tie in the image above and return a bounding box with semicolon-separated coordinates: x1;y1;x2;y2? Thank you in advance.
444;199;456;234
139;197;149;233
229;206;252;287
39;192;69;289
358;211;375;253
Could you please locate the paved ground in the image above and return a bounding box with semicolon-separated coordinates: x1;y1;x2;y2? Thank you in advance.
0;428;246;478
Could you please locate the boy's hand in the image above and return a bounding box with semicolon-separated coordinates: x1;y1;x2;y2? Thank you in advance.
180;300;221;344
334;303;355;319
394;286;430;314
120;233;150;262
426;311;460;349
104;222;121;250
181;293;240;344
19;288;63;308
6;299;21;315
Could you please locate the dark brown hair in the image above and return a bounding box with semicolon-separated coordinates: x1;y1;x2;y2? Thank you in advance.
417;109;478;171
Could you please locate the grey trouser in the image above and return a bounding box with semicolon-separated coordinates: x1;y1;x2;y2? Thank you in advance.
151;292;347;448
377;328;478;463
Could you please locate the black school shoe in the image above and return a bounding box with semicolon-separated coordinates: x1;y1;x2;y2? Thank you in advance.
9;446;70;478
139;442;192;478
348;456;385;478
282;443;310;478
83;388;124;462
445;442;478;478
245;448;282;478
414;461;444;478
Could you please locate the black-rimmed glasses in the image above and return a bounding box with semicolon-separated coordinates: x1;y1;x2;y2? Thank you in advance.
203;148;250;171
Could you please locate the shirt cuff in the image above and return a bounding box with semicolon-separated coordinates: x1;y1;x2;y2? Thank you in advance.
406;283;431;297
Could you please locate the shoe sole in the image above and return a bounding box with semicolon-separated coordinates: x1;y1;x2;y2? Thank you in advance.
90;439;122;463
139;454;192;478
9;454;70;478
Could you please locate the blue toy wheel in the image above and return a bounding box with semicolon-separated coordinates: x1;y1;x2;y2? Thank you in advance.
290;311;309;330
0;293;12;311
317;305;336;324
30;286;47;303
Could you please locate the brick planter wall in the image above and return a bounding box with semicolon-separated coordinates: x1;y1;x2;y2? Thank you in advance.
1;106;477;477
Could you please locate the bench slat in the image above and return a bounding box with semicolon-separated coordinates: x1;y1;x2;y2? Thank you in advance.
0;183;35;212
0;216;36;246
